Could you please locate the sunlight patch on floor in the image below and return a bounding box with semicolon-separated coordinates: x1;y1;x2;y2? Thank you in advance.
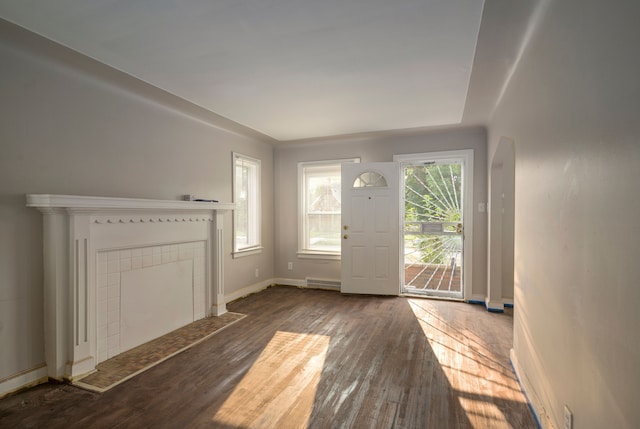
212;331;330;428
408;299;528;418
458;397;510;428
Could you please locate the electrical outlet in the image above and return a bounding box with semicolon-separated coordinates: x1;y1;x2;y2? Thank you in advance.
288;262;293;270
255;268;259;278
564;405;573;429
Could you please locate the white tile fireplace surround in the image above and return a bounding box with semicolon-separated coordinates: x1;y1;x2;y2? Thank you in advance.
27;194;234;381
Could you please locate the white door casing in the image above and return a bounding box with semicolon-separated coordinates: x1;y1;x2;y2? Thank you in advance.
341;162;400;295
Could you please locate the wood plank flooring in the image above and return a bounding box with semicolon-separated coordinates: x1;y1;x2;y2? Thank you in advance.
0;286;537;428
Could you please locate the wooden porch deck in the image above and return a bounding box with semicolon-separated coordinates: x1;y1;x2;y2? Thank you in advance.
405;263;462;292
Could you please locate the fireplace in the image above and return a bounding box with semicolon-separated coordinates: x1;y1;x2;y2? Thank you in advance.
27;194;234;380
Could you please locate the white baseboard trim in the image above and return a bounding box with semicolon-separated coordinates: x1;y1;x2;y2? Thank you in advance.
503;297;514;307
224;277;342;305
467;293;485;304
467;295;506;312
273;277;306;287
485;298;505;312
225;279;273;304
224;276;343;306
510;348;554;429
0;364;48;398
274;277;341;291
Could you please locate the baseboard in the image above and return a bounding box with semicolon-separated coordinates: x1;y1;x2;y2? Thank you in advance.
224;276;342;307
0;364;48;399
225;278;273;303
303;277;341;291
273;277;306;287
467;293;485;305
503;297;514;308
510;349;554;429
468;295;505;312
485;298;505;313
273;277;342;291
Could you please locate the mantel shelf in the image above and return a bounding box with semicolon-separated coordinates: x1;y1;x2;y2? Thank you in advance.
26;194;235;211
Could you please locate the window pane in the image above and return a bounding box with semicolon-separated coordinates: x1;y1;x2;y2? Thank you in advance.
306;167;341;251
235;164;249;248
307;213;341;251
234;154;260;252
353;171;388;188
299;159;357;254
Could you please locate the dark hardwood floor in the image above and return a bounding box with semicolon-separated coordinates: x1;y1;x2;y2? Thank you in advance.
0;286;538;428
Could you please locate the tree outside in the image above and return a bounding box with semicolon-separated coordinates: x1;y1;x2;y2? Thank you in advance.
404;163;462;266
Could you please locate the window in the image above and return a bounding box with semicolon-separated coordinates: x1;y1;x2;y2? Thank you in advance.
353;171;388;188
298;158;359;257
233;153;261;256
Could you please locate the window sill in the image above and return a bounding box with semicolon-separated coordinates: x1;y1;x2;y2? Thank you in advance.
296;251;341;261
233;247;263;259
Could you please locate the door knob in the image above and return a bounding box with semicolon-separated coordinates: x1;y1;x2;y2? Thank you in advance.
343;234;348;239
343;225;348;230
456;223;463;234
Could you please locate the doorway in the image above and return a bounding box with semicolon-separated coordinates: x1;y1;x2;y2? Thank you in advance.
394;150;474;300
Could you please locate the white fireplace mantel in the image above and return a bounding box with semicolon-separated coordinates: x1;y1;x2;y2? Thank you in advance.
27;194;234;380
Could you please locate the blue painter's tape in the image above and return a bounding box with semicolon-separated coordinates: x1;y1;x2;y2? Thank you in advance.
467;299;505;313
504;303;514;308
510;361;544;429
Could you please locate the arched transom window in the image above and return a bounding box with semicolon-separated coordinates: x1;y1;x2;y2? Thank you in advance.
353;171;388;188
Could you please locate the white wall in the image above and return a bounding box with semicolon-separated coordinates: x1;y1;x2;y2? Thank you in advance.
0;20;274;391
487;0;640;427
275;127;488;298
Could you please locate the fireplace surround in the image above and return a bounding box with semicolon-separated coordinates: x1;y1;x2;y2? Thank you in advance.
27;194;234;380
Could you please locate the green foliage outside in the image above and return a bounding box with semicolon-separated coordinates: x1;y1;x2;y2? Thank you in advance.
404;164;462;265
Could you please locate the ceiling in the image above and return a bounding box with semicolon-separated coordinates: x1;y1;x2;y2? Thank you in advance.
0;0;488;142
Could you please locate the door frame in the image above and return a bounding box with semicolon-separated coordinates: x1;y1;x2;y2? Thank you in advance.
394;150;474;301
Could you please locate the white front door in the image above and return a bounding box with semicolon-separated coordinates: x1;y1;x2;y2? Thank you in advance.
341;162;399;295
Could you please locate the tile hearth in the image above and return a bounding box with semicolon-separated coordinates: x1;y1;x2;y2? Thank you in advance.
74;311;246;393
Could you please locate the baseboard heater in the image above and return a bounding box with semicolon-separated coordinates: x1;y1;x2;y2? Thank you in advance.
305;278;341;290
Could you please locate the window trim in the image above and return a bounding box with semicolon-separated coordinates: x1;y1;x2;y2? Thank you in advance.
297;158;359;258
232;152;262;257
